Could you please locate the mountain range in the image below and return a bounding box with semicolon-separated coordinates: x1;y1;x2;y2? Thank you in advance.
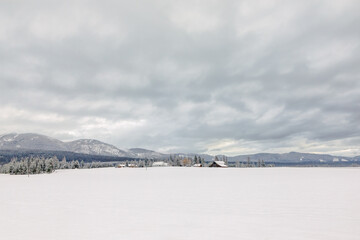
0;133;165;159
0;133;359;163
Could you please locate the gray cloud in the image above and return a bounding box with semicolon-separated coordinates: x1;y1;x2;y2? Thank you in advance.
1;0;360;156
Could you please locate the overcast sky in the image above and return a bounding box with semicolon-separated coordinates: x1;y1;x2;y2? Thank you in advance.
1;0;359;156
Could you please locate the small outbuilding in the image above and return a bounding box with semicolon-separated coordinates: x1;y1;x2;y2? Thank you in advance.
152;161;169;167
193;163;203;167
208;161;228;168
117;163;126;168
128;163;137;168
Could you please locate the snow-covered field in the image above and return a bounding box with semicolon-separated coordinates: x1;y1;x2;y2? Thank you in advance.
0;167;359;240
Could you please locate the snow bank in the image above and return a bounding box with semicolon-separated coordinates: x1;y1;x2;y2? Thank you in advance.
0;167;359;240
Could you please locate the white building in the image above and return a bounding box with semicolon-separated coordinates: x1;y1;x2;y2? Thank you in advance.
117;163;126;168
193;163;203;167
152;161;169;167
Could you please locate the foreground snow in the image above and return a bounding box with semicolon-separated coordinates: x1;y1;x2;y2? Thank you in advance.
0;167;359;240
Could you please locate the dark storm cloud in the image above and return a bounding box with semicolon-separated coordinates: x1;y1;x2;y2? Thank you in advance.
1;0;360;156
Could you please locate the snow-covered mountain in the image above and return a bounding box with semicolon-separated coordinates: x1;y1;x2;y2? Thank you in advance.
66;139;129;157
0;133;68;151
128;148;167;159
0;133;169;159
0;133;133;157
228;151;355;163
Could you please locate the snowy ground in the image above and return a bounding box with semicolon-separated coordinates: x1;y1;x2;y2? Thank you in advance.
0;167;359;240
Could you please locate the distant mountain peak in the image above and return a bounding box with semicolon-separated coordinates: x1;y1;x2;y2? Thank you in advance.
0;133;67;151
128;148;156;153
128;148;166;159
66;139;129;157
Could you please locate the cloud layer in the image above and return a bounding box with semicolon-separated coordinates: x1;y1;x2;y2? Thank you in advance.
1;0;360;156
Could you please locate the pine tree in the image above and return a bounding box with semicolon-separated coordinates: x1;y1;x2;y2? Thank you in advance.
61;157;67;169
261;160;266;167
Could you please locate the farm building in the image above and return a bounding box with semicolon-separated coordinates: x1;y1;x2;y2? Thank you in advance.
128;163;137;168
152;161;169;167
117;163;126;168
208;161;228;168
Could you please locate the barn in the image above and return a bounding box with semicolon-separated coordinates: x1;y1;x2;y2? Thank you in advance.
208;161;228;168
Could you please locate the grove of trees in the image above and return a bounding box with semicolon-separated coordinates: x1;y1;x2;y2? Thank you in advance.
0;156;116;175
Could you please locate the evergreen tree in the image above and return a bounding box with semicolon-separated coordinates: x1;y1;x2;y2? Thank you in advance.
261;160;266;167
61;157;67;169
200;157;205;166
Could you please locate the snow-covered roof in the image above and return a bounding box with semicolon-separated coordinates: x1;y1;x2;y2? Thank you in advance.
152;161;168;167
213;161;227;167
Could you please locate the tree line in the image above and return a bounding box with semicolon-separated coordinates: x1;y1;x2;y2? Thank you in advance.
0;156;116;175
0;154;276;175
0;149;134;165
